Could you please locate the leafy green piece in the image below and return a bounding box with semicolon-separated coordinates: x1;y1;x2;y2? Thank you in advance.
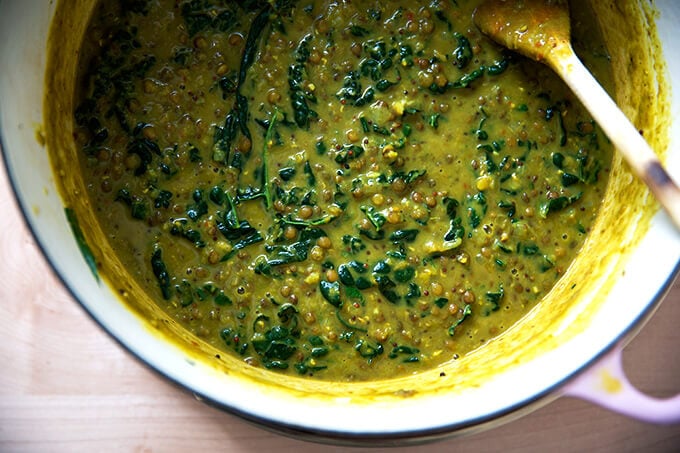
278;167;296;181
388;169;426;185
335;144;364;164
345;286;365;303
220;327;248;355
350;25;370;37
434;10;452;30
75;28;157;140
115;188;148;220
262;110;280;208
315;139;327;155
354;339;384;362
448;304;472;336
65;208;99;282
255;241;308;274
388;345;420;362
180;0;239;37
294;33;311;62
354;86;375;107
320;280;342;307
126;124;161;176
274;185;302;206
277;303;299;327
426;113;441;129
373;57;393;78
487;55;510;75
397;43;414;66
442;197;465;246
216;196;264;260
375;275;400;303
289;35;318;128
209;186;226;206
337;264;356;287
372;260;392;274
251;325;298;363
360;205;386;230
576;150;602;184
213;5;271;166
154;190;173;209
405;282;421;305
452;32;472;69
342;235;366;254
523;244;540;256
360;117;370;133
217;73;237;98
484;285;504;315
541;254;556;272
473;112;489;141
467;206;481;229
151;247;171;300
311;346;329;357
364;39;387;60
303;160;316;186
214;292;233;306
545;104;567;146
337;70;361;101
336;307;368;332
389;229;419;243
169;219;206;248
254;227;325;275
498;200;516;218
376;79;396;92
175;279;195;307
387;246;408;260
347;260;368;273
295;358;328;375
186;189;208;221
213;98;247;166
355;276;373;290
538;192;583;218
394;266;415;283
494;239;513;254
360;57;384;81
561;172;580;187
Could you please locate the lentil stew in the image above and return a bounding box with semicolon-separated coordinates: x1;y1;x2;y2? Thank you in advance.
72;0;613;381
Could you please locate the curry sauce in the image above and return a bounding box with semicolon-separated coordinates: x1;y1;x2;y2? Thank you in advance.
73;0;613;381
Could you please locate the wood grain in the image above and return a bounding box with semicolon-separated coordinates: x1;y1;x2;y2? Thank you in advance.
1;162;679;452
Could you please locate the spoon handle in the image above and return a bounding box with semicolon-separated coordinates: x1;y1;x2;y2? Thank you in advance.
549;49;680;230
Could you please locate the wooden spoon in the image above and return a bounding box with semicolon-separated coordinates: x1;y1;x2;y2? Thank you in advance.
473;0;680;230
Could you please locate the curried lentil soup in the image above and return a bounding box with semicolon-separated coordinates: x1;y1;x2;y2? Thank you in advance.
73;0;613;381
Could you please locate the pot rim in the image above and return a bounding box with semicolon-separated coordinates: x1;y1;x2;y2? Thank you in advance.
2;0;680;444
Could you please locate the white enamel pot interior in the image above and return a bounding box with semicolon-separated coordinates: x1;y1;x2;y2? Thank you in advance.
1;0;679;445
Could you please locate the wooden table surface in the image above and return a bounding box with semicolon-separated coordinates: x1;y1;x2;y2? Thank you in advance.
1;162;679;453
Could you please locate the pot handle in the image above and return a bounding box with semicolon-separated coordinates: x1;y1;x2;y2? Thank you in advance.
562;345;680;424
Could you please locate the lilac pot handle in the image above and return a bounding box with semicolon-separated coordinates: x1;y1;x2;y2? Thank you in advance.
562;345;680;424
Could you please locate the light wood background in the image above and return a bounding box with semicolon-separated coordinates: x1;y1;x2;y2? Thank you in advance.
1;161;679;452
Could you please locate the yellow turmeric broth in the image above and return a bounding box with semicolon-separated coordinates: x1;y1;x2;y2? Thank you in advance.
73;0;613;381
